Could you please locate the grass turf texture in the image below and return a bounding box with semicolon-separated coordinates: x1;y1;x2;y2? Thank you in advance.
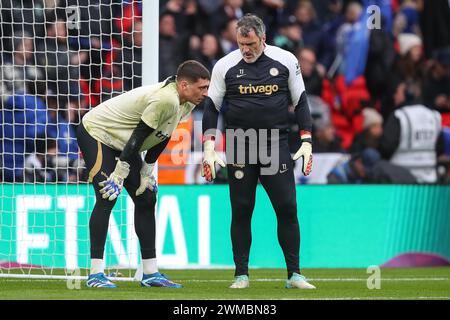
0;267;449;300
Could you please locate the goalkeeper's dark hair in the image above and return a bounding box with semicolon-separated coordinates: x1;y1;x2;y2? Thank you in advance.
177;60;210;83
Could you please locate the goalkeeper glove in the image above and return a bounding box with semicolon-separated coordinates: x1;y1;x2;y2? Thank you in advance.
201;138;226;182
293;131;313;176
135;162;158;196
99;160;130;201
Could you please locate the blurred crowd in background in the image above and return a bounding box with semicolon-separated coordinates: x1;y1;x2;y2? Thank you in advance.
0;0;449;185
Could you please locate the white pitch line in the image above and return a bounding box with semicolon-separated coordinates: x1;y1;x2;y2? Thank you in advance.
173;296;450;300
182;277;449;282
1;277;449;282
308;277;449;282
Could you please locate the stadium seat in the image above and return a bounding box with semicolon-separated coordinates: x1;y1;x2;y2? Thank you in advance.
441;113;450;128
322;76;370;150
335;75;371;119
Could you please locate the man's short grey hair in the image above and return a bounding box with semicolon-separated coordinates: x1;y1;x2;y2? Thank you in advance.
236;14;266;38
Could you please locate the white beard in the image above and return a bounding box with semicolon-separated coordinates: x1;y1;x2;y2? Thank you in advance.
242;50;263;63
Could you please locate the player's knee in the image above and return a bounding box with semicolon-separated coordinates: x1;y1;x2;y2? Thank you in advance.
233;197;255;212
134;192;156;213
231;198;255;223
274;199;297;222
93;196;116;213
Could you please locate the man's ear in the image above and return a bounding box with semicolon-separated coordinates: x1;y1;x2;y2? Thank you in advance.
179;79;189;90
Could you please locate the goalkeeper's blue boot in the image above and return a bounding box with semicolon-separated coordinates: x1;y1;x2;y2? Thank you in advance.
140;272;183;288
86;272;117;288
286;273;316;289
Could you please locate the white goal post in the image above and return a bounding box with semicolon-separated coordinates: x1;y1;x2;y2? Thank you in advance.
0;0;159;281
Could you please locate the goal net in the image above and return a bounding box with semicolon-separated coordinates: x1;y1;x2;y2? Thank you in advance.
0;0;150;281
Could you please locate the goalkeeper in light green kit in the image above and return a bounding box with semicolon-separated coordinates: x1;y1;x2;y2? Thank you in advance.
76;60;210;288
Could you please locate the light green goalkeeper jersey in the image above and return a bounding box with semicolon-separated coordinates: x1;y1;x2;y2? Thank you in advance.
82;79;195;152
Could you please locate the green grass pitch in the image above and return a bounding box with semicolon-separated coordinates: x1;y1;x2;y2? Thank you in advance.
1;267;449;300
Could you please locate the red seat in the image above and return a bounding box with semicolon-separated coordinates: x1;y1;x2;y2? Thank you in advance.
352;113;364;135
442;113;450;128
324;76;371;150
331;110;353;150
115;2;142;33
321;78;336;110
337;75;371;118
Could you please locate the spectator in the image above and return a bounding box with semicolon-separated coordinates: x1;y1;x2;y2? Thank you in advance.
0;32;44;105
0;0;46;45
65;0;116;47
113;0;142;36
211;0;247;35
162;0;200;34
327;148;380;184
393;0;421;37
379;80;444;183
121;19;143;91
24;138;58;183
319;0;346;71
35;19;87;105
219;18;239;55
335;1;363;75
50;91;87;182
65;0;120;82
250;0;285;41
197;0;223;16
364;17;396;105
293;0;323;53
381;75;403;119
300;0;333;24
45;101;80;183
297;47;323;96
368;160;418;184
159;12;189;80
47;100;80;158
320;0;344;24
94;63;124;104
5;0;449;187
189;33;223;72
418;0;450;59
0;94;48;182
422;47;450;113
328;147;417;184
312;117;344;153
273;15;302;54
293;1;332;75
394;33;425;83
350;108;383;154
289;95;330;153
